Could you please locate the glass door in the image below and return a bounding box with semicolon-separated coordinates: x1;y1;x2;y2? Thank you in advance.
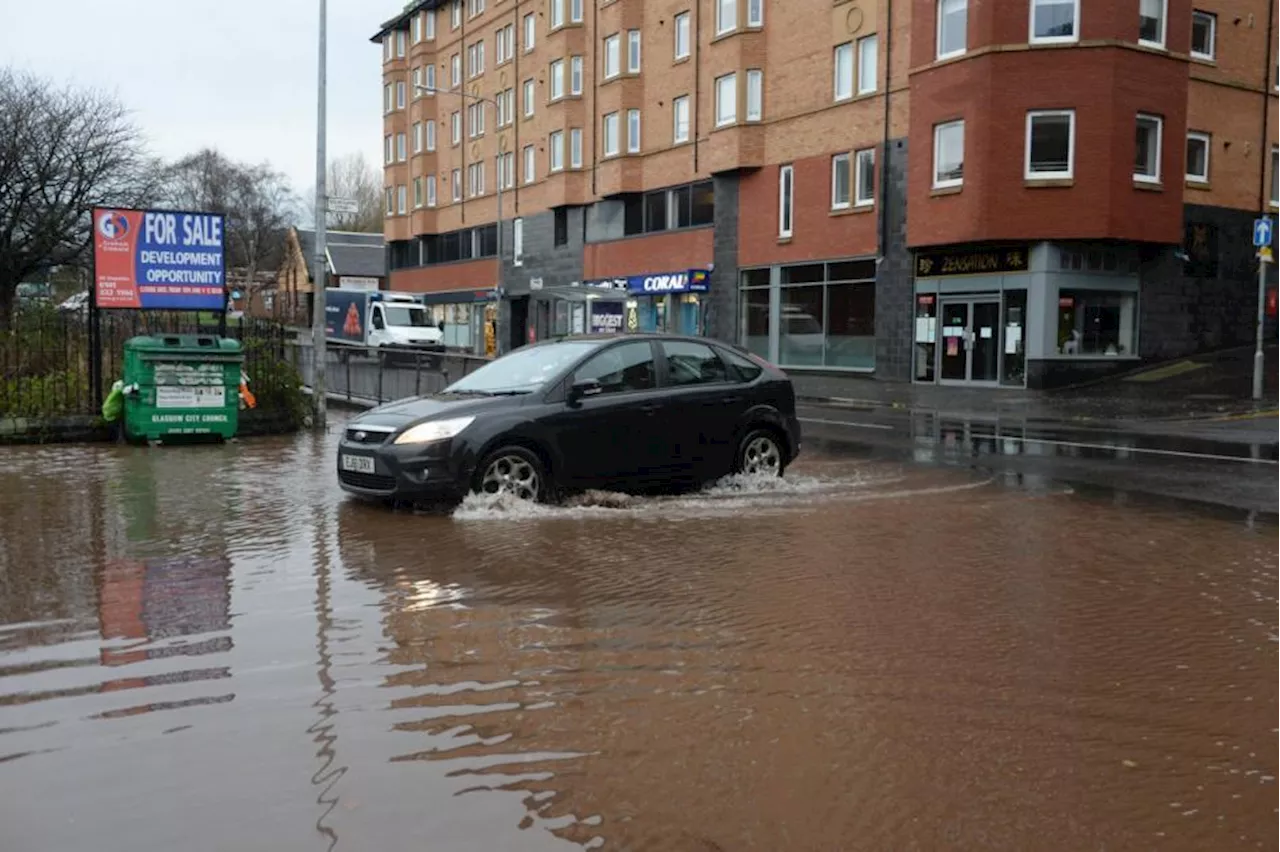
937;298;1002;383
938;301;969;381
970;300;1001;383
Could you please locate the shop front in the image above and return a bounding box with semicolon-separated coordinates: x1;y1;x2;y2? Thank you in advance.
528;281;629;341
584;268;711;336
912;243;1142;388
418;288;498;356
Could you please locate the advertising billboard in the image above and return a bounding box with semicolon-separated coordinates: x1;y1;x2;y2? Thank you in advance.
93;207;227;311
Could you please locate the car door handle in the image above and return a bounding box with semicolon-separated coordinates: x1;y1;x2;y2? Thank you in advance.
721;395;742;405
638;402;662;414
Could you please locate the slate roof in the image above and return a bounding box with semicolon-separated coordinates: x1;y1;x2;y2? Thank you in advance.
295;229;387;279
370;1;442;42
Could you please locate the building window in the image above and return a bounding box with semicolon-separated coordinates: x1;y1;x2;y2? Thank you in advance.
1182;131;1203;182
413;177;424;208
412;14;422;43
451;54;461;87
675;12;691;59
603;111;620;156
933;119;965;188
451;0;462;28
570;0;583;23
628;30;642;73
513;217;524;266
384;134;393;164
468;102;485;137
570;128;583;168
496;24;514;64
426;120;436;151
570;56;584;94
468;0;484;19
746;69;763;121
1030;0;1078;43
717;0;737;35
715;73;737;126
831;153;852;209
627;108;641;152
425;10;435;40
523;13;535;51
426;175;437;207
834;43;853;101
397;184;407;214
855;148;875;206
451;169;462;201
550;0;563;29
396;132;407;161
467;41;485;77
385;187;394;215
523;79;536;117
550;130;565;171
1057;290;1138;356
1190;10;1215;60
621;180;715;235
1134;113;1162;183
412;67;423;97
604;34;621;78
383;84;392;114
550;59;565;100
747;0;763;26
1026;110;1074;180
396;30;406;57
523;144;536;183
857;34;878;95
425;64;436;92
778;164;794;237
1139;0;1166;48
383;36;392;63
742;260;877;370
673;96;691;143
937;0;967;58
451;111;461;145
396;81;406;109
412;122;423;154
496;88;514;126
498;151;514;189
468;162;485;197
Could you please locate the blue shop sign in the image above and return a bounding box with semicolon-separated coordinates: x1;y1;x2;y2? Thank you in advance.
583;269;710;296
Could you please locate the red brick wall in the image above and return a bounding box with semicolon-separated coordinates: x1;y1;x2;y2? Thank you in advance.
389;258;499;293
582;228;713;278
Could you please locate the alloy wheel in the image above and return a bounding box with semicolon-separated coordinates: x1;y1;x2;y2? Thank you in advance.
479;454;541;501
742;435;782;476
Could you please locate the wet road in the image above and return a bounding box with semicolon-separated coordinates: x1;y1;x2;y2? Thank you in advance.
1;416;1276;852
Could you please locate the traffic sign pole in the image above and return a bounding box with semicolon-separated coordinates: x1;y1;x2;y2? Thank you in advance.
1253;217;1273;401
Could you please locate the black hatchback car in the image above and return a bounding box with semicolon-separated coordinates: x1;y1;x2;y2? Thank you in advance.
337;334;801;504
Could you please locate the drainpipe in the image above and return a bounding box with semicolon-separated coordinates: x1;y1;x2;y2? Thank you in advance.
693;0;701;173
1259;2;1275;214
878;0;893;263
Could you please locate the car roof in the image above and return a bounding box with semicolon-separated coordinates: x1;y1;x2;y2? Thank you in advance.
533;332;734;348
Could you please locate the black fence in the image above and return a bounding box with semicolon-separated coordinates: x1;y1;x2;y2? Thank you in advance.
289;342;491;407
1;305;302;425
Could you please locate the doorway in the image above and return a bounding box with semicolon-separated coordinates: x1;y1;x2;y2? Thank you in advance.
937;298;1001;384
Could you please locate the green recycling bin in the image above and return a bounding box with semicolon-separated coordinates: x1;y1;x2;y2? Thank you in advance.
122;335;244;442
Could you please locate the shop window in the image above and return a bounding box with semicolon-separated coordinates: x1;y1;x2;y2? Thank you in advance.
1001;290;1027;387
575;341;657;393
914;294;937;381
739;273;771;360
780;286;824;366
1057;290;1137;356
825;282;876;369
661;340;729;386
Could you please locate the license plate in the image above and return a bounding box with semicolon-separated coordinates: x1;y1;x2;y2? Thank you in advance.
341;454;376;474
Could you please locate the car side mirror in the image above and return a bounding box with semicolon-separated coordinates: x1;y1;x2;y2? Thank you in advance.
567;377;602;405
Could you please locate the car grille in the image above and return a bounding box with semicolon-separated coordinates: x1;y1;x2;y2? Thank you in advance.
345;428;389;445
338;471;397;492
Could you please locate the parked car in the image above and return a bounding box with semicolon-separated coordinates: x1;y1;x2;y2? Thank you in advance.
337;334;801;504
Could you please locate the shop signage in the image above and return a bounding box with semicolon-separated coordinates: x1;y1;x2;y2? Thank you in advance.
583;269;710;296
590;302;625;333
914;246;1029;278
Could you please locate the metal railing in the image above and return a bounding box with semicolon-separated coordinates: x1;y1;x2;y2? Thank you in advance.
289;340;491;407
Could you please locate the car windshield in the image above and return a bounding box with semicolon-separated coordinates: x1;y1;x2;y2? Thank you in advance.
444;341;601;394
382;305;431;327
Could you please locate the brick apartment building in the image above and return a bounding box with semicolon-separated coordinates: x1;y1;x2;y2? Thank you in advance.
373;0;1278;388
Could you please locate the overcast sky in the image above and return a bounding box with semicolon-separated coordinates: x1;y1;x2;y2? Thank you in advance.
1;0;391;197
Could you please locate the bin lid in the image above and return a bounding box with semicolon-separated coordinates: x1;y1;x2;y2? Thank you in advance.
123;335;243;361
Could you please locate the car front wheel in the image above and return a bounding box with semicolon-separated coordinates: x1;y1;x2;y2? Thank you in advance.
734;429;786;477
472;446;549;503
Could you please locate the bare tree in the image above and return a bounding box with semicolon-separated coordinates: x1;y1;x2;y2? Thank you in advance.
326;152;383;233
0;69;163;323
164;149;297;300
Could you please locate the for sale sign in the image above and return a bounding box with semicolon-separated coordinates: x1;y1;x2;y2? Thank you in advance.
93;207;227;310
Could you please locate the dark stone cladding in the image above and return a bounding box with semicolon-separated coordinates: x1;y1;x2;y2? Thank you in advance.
874;137;912;381
499;207;587;347
708;173;741;344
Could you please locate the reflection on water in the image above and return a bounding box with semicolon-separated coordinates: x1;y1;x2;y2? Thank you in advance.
0;417;1275;852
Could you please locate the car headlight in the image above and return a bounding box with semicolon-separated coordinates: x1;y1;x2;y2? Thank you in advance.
392;416;476;445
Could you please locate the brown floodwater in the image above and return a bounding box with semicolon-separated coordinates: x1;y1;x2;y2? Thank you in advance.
0;413;1275;852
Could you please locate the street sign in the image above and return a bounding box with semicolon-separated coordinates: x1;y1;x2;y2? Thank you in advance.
1258;246;1273;263
327;197;359;215
1253;217;1273;247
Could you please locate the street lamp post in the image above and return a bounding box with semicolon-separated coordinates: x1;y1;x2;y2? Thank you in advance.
415;85;506;356
311;0;329;428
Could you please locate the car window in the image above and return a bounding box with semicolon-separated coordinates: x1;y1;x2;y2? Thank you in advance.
575;341;656;394
720;347;764;383
661;340;729;387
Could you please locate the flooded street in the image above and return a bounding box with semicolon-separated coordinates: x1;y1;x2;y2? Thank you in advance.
1;415;1275;852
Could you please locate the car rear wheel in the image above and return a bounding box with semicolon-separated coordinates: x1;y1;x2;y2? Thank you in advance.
735;429;785;477
473;446;548;503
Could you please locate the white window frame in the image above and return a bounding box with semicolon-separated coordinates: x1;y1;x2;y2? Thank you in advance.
1134;113;1163;184
412;14;422;44
523;13;536;51
857;34;877;95
523;79;536;117
426;120;436;151
746;69;763;121
397;184;407;214
747;0;763;27
396;30;406;57
936;0;967;58
627;108;641;153
715;72;737;127
523;144;536;183
385;187;394;215
468;0;485;18
717;0;737;35
550;131;565;172
396;81;406;109
571;55;584;94
384;84;393;114
413;176;424;208
674;12;691;59
778;164;794;238
550;59;565;100
384;134;393;164
603;111;620;156
834;42;854;101
570;0;583;23
1190;10;1215;61
426;175;437;207
673;96;691;143
627;30;641;73
570;128;583;168
604;34;621;79
425;10;436;40
383;36;392;63
451;54;461;87
1185;131;1211;184
513;218;524;265
1029;0;1080;45
451;0;462;29
933;119;965;188
1138;0;1167;49
831;152;852;210
500;151;515;189
1024;109;1075;180
549;0;563;29
855;148;876;206
451;169;462;201
451;111;462;145
396;132;407;161
496;25;513;64
425;64;437;92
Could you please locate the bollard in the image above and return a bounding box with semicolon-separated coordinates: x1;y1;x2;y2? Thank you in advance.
414;352;422;396
345;349;352;402
377;349;385;402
